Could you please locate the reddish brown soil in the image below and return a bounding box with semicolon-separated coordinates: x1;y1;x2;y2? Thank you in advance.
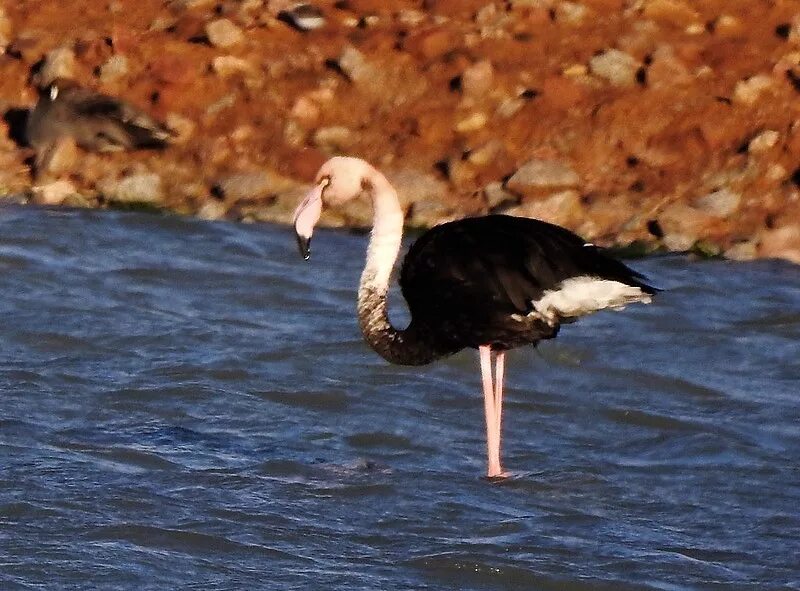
1;0;799;261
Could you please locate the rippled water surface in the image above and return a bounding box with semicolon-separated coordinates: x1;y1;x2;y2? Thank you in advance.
1;207;798;590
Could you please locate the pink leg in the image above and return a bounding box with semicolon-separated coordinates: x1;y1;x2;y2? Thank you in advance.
479;345;503;478
494;351;505;454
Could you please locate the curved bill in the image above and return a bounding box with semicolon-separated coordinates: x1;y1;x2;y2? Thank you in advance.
293;181;324;260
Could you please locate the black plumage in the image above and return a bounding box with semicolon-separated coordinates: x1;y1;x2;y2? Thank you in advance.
294;156;658;477
400;215;656;351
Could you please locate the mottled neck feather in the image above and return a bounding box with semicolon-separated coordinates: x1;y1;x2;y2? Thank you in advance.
355;167;446;366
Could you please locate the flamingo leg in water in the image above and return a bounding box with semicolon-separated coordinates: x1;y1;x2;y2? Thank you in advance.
479;345;504;478
494;350;505;460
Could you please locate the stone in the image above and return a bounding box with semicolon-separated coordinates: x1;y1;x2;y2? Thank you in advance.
462;60;494;99
483;181;517;209
563;63;588;77
589;49;639;87
165;113;195;144
406;199;453;227
0;191;29;205
212;56;255;77
455;112;488;133
196;199;228;221
231;125;254;142
789;16;800;44
98;55;129;83
289;96;320;124
62;193;93;208
724;241;757;261
149;16;176;32
647;45;691;88
684;23;705;35
476;3;511;40
415;29;457;60
312;126;354;152
759;225;800;264
467;140;503;167
0;8;12;49
506;159;580;195
206;19;244;48
278;4;326;32
748;130;780;154
98;173;164;204
234;184;309;224
691;239;722;257
386;168;448;214
642;0;700;27
171;0;216;7
509;0;549;7
496;96;525;118
447;159;478;187
733;75;774;105
397;9;426;27
766;164;787;182
33;47;77;87
505;190;582;226
31;180;78;205
693;188;741;217
657;203;717;248
579;194;635;237
239;0;263;17
337;46;373;83
556;2;589;25
662;232;696;252
335;46;426;105
283;120;306;148
306;86;335;104
714;15;744;39
360;15;380;28
206;93;237;116
213;170;297;201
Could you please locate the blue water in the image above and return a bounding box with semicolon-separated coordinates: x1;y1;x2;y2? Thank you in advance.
1;207;798;590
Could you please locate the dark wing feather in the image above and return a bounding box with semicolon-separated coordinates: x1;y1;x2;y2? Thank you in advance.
74;94;125;118
71;91;173;150
399;215;655;349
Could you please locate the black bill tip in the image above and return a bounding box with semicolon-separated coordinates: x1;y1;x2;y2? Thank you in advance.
296;234;311;260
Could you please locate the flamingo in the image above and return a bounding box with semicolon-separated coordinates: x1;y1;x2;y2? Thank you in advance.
293;156;656;478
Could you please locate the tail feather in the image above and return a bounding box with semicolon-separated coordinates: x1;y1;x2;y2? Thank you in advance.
122;120;173;149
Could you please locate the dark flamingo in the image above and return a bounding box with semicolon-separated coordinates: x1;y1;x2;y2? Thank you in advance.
294;156;656;478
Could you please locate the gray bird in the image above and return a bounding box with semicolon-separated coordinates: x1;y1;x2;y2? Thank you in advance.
26;78;174;158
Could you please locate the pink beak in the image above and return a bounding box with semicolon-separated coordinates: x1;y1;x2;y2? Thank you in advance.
293;181;324;260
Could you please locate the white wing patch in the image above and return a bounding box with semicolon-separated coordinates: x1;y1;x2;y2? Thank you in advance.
532;276;652;320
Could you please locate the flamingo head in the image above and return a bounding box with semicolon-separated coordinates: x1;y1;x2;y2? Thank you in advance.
293;157;372;260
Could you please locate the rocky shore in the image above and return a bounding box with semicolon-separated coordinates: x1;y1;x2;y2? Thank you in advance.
1;0;799;263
